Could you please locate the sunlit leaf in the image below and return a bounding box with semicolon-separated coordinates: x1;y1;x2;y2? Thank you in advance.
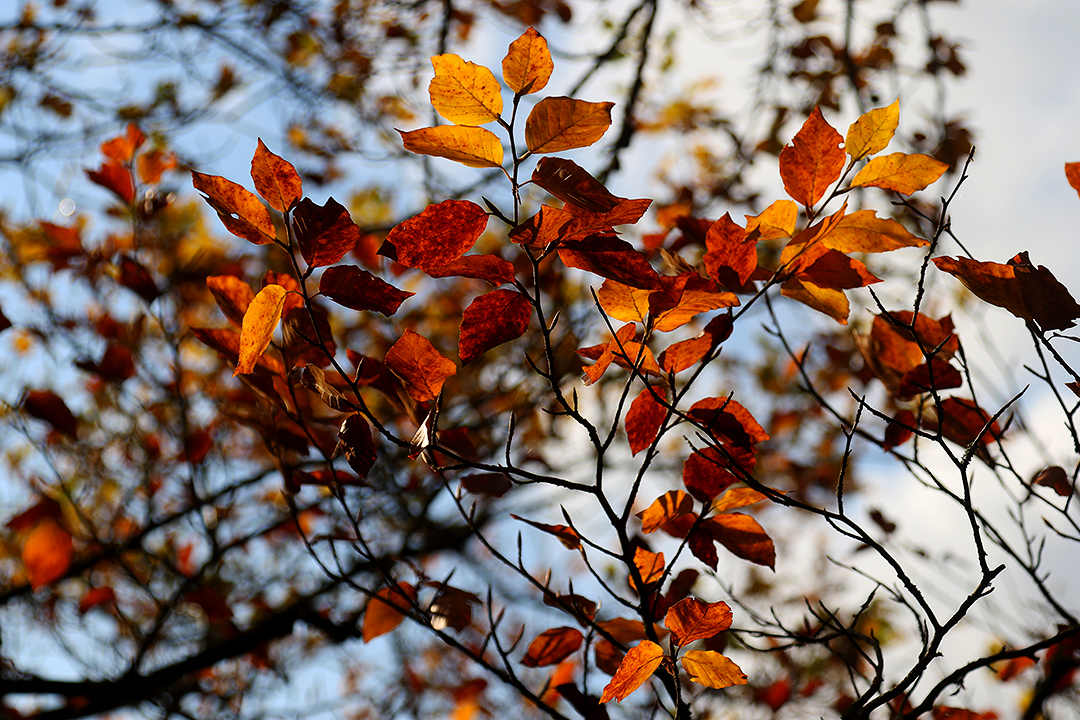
637;490;695;534
362;582;416;641
845;99;899;160
687;397;769;448
824;210;927;253
525;97;614;154
711;486;768;513
399;126;504;168
429;54;503;125
745;200;797;241
658;314;733;374
850;152;948;195
680;650;747;689
632;547;665;587
625;386;666;455
207;275;254;328
511;514;581;549
599;640;664;703
557;235;661;290
503;27;553;95
424;254;516;286
458;289;531;364
236;284;288;376
387;199;488;272
385;329;457;403
78;586;116;614
705;513;776;569
192;171;278;245
251;138;302;212
521;627;584;667
23;518;73;589
704;213;757;289
778;107;845;209
780;276;851;324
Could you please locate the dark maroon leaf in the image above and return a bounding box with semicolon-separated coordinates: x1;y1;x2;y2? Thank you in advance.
23;390;78;440
292;197;361;268
557;234;661;290
319;265;414;316
458;289;532;364
117;255;160;303
336;412;377;477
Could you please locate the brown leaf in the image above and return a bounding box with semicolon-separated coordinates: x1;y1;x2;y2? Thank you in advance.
192;170;277;245
599;640;664;703
424;253;516;286
521;627;584;667
687;397;769;449
23;390;78;440
385;329;457;403
23;518;73;589
532;157;619;213
511;515;581;550
292;197;361;268
251;138;302;212
779;107;845;209
1066;162;1080;199
705;513;776;569
1033;466;1073;497
336;412;377;477
509;205;574;249
429;54;503;125
458;289;531;364
319;265;414;316
687;525;718;569
460;472;514;497
300;366;356;412
236;284;288;376
625;386;666;455
525;97;614;154
680;650;747;689
883;409;916;451
704;213;757;289
117;255;160;303
387;199;488;272
503;27;553;95
850;152;948;195
683;447;750;502
637;490;695;534
711;486;768;513
896;359;963;398
362;582;416;641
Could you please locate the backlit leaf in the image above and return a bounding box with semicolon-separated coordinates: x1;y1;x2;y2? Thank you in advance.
557;235;661;290
429;54;503;125
362;582;416;641
192;171;277;245
824;210;927;253
664;597;733;646
509;205;574;248
745;200;797;241
682;447;745;502
687;397;769;448
399;125;504;168
503;27;553;95
236;284;288;376
625;386;667;455
658;314;733;374
23;518;73;589
525;97;614;154
705;513;776;569
680;650;747;688
1065;162;1080;199
388;199;488;272
337;412;377;477
781;276;851;324
637;490;694;534
511;514;581;550
1032;466;1072;497
929;397;1003;448
320;265;414;316
632;547;665;586
532;157;619;213
521;627;584;667
778;107;845;209
87;161;134;204
207;275;254;328
385;329;457;403
651;274;739;332
23;390;78;440
292;197;361;268
599;640;664;703
78;586;116;614
597;280;651;324
580;323;636;386
711;486;768;513
251;138;302;212
424;254;516;286
704;213;757;289
850;152;948;195
458;289;531;364
896;359;963;398
845;99;899;160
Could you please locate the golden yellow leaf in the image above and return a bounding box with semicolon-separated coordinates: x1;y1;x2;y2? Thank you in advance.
503;27;553;95
599;640;665;703
745;199;797;241
398;126;504;168
597;280;651;324
823;210;928;253
850;152;948;195
712;487;768;513
781;276;850;324
525;97;614;154
845;99;899;160
429;54;503;126
680;650;747;689
236;284;288;376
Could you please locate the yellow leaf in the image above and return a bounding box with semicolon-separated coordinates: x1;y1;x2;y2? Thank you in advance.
845;99;899;160
599;640;665;703
745;199;797;241
23;518;73;589
850;152;948;195
525;97;613;154
503;27;553;95
680;650;747;689
597;280;651;324
235;284;288;376
823;210;928;253
781;276;850;324
429;54;503;126
711;487;768;513
398;126;504;168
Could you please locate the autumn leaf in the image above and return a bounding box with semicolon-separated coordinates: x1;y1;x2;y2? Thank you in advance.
778;107;845;209
251;138;302;212
704;213;758;289
460;472;514;497
1065;162;1080;199
320;265;414;316
525;97;614;154
745;200;797;241
23;518;73;589
682;446;749;502
398;126;504;168
336;412;377;477
597;280;651;324
423;254;516;286
192;171;278;245
637;490;695;534
680;650;747;689
235;284;288;376
521;627;584;667
845;99;899;160
385;329;457;403
625;386;667;455
291;197;362;268
87;161;134;204
896;359;963;398
824;210;927;253
503;27;553;95
510;514;581;550
781;276;851;324
23;390;78;440
362;582;417;641
929;397;1003;449
665;597;733;646
387;199;488;272
1032;466;1072;497
883;410;917;451
78;586;116;614
580;323;636;385
632;547;666;587
658;314;733;374
532;157;619;213
458;289;531;364
850;152;948;195
429;54;503;125
705;513;776;569
509;205;574;249
557;235;661;290
650;274;739;332
712;486;769;513
687;397;769;449
207;275;254;328
599;640;665;703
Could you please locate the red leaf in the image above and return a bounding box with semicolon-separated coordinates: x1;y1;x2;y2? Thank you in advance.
336;413;377;476
658;314;733;374
704;213;758;289
509;205;573;249
682;446;753;502
688;525;718;570
385;329;457;403
23;390;78;440
897;359;962;398
87;161;134;203
74;343;136;382
424;253;517;285
664;597;733;646
779;107;845;209
1032;466;1073;497
192;171;278;245
363;582;416;642
557;235;661;290
511;514;581;550
387;199;488;272
521;627;585;667
580;323;636;386
883;410;916;451
458;289;531;364
687;397;770;448
251;138;302;212
292;197;361;268
930;397;1003;448
320;265;414;316
117;255;161;303
78;586;116;614
460;472;514;497
625;386;667;455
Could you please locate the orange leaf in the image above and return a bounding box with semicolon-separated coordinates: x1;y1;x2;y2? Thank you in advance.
458;289;531;364
78;586;116;614
136;148;176;185
521;626;584;667
824;210;927;253
633;547;666;588
385;329;457;403
192;171;277;245
778;107;845;209
525;97;614;154
387;199;488;272
580;323;636;385
664;597;733;646
398;126;504;168
509;205;574;249
845;99;899;160
683;446;751;502
705;513;776;569
23;518;73;589
503;27;553;95
362;582;416;641
625;386;667;455
651;274;739;332
1065;162;1080;199
206;275;254;328
429;54;502;125
251;138;302;212
712;486;768;513
658;314;733;374
235;284;288;376
704;213;757;289
745;200;797;241
100;123;144;163
87;161;135;204
511;515;581;550
781;276;851;324
597;280;651;324
638;490;695;534
599;640;665;703
850;152;948;195
680;650;747;688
